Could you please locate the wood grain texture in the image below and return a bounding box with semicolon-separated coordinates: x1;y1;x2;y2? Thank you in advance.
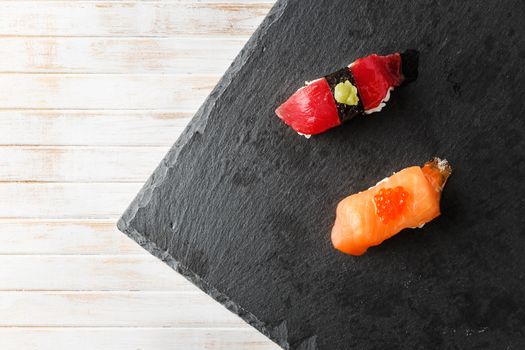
0;146;169;182
0;74;218;109
0;183;142;219
0;110;191;146
0;0;276;348
26;0;275;2
0;291;253;327
0;220;144;254
26;0;274;2
0;37;244;74
0;2;272;37
0;328;279;350
0;255;197;291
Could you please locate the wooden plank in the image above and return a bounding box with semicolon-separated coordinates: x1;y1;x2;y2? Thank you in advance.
0;291;251;327
0;220;143;254
27;0;275;2
0;183;142;219
0;110;191;146
0;327;279;350
0;255;196;291
0;146;168;182
0;74;218;110
0;37;244;74
0;2;271;37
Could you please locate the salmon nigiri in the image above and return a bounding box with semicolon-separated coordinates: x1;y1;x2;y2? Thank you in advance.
331;158;452;256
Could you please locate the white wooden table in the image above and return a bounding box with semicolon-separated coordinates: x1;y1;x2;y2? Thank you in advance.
0;1;280;349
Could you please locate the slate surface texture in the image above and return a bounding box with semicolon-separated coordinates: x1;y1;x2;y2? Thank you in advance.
118;1;525;349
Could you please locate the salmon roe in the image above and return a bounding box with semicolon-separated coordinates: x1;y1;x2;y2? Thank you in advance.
373;186;409;223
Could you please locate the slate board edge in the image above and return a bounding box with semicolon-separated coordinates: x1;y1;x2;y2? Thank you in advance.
117;1;297;349
119;225;291;348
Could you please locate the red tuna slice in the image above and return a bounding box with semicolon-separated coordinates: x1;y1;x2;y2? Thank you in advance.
350;53;403;111
275;78;340;136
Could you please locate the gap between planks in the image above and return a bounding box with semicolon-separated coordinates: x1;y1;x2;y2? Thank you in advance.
0;73;220;76
5;0;275;3
0;35;246;39
0;108;198;111
0;291;202;294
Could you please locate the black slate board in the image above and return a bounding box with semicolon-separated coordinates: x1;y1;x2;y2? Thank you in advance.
118;1;525;348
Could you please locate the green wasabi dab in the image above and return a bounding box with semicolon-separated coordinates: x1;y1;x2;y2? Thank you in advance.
334;80;359;106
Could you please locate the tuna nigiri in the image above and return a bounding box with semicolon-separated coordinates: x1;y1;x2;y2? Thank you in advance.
275;50;419;137
331;158;452;256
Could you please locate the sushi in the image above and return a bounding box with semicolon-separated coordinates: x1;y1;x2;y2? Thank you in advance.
331;158;452;256
275;50;419;137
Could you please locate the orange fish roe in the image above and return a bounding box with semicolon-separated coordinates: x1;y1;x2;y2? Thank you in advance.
373;186;409;223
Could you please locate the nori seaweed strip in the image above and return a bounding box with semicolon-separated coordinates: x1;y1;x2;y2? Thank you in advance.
324;68;364;123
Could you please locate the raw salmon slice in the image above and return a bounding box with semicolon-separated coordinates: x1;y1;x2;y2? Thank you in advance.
331;158;452;256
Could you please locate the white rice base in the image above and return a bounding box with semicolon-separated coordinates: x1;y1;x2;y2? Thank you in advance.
364;87;394;114
297;132;312;139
